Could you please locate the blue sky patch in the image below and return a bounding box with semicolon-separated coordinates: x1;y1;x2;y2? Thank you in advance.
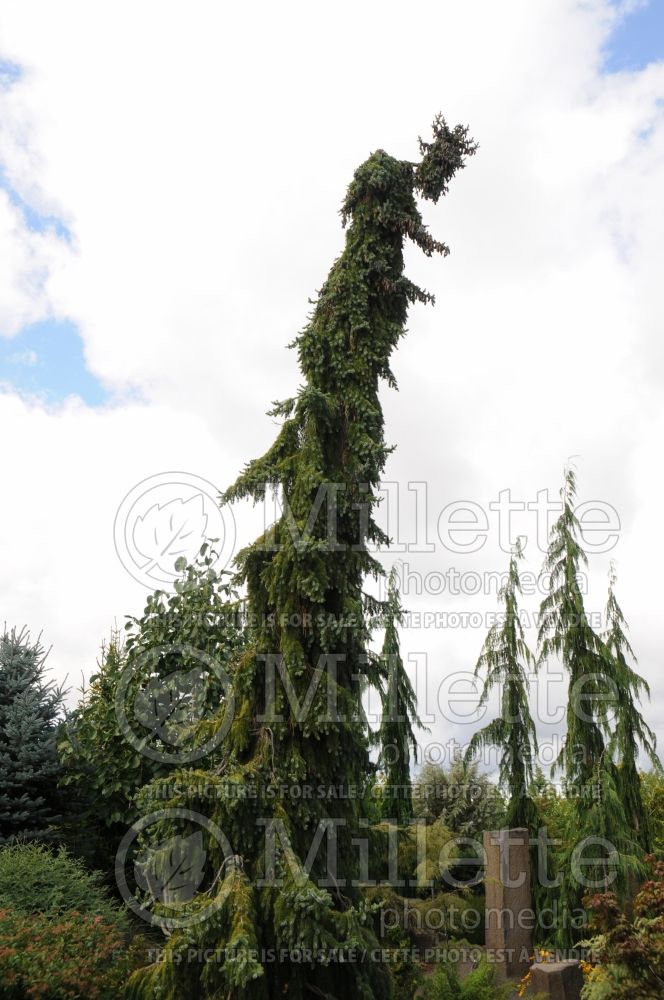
0;59;97;407
0;166;71;240
0;57;71;239
0;58;21;89
0;320;109;407
603;1;664;73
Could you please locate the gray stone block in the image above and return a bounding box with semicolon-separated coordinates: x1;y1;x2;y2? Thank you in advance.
483;828;533;979
530;960;584;1000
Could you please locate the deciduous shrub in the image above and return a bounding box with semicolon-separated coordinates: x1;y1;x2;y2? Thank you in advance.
581;855;664;1000
0;907;142;999
413;759;505;841
59;548;246;872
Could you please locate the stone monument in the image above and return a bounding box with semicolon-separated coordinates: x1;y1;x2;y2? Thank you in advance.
483;827;533;979
530;960;584;1000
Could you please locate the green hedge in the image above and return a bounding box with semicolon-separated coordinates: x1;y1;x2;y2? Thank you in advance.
0;842;125;929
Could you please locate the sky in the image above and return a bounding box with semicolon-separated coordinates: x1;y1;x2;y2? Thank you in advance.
1;0;663;770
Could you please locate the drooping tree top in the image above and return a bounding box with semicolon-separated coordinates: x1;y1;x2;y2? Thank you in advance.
224;115;478;512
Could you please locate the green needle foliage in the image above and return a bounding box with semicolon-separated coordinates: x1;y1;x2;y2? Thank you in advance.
464;541;538;831
463;543;547;934
603;565;661;851
127;115;477;1000
377;568;419;825
537;467;608;790
0;840;126;928
0;627;65;844
537;467;639;943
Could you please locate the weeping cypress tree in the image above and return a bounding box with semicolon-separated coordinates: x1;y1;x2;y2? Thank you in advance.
537;467;638;944
465;541;538;831
537;467;611;791
461;541;553;936
377;568;419;825
127;116;477;1000
603;565;660;852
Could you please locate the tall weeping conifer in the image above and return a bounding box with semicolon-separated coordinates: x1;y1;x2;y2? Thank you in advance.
127;117;477;1000
537;467;615;789
377;568;419;826
465;540;538;831
462;541;556;934
537;467;637;943
603;565;660;851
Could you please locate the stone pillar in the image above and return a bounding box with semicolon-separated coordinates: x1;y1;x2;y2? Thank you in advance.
531;960;583;1000
483;827;533;979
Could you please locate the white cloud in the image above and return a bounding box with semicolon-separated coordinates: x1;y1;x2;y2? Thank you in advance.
0;389;266;705
0;190;63;335
0;0;663;758
7;347;37;365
